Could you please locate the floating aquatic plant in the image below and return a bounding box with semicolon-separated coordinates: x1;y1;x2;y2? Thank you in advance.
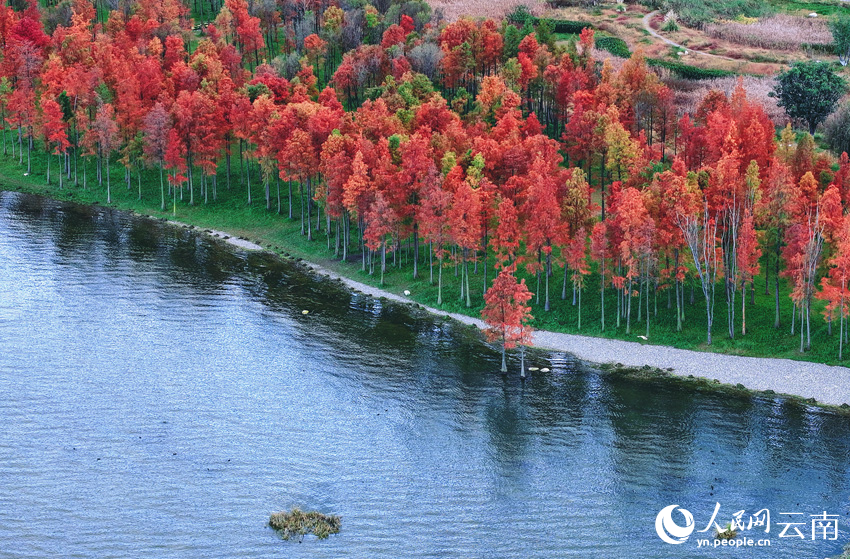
269;508;341;541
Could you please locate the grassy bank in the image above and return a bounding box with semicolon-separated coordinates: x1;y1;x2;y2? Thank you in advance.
0;146;846;366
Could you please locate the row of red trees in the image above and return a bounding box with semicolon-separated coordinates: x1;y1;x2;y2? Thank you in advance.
3;0;850;361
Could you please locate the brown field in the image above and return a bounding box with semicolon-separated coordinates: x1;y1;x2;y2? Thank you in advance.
428;0;546;22
704;15;833;51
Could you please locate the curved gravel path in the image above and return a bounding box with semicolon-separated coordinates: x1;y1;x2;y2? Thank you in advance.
200;225;850;407
305;260;850;408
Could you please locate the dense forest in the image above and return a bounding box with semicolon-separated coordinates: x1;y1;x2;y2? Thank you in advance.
2;0;850;361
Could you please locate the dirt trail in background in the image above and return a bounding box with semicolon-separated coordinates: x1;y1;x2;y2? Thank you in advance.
642;11;735;61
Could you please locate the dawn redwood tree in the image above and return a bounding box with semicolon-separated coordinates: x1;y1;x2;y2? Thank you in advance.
590;221;610;331
565;229;589;329
40;98;68;188
318;132;353;258
481;267;533;377
448;172;482;308
816;184;844;336
783;182;826;352
491;196;521;271
364;191;397;285
343;149;373;270
91;103;119;203
561;167;595;303
417;167;452;304
705;135;757;340
172;90;218;206
645;160;690;331
164;128;187;213
737;208;761;336
675;175;722;345
756;158;794;328
523;158;564;312
398;132;434;280
820;213;850;359
143;102;172;210
611;186;655;337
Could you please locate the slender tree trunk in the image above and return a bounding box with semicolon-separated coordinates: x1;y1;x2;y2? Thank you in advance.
465;256;471;308
429;241;434;284
306;177;313;241
675;279;682;331
578;285;582;330
106;153;111;204
838;279;844;361
806;303;811;351
300;179;305;236
706;300;712;345
160;160;165;210
187;154;194;205
562;262;568;300
380;243;386;286
638;276;643;322
792;303;796;335
437;255;443;305
600;265;605;331
334;217;340;256
413;224;419;280
342;213;348;261
646;274;650;338
246;156;252;204
616;283;621;329
544;252;551;311
775;245;781;328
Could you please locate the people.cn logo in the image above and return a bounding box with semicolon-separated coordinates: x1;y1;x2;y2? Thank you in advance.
655;505;695;544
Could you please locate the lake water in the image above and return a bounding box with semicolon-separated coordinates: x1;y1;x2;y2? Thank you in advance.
0;190;849;558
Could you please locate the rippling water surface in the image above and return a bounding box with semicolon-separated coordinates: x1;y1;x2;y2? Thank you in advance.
1;191;849;558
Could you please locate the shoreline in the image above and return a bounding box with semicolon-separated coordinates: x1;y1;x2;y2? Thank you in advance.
166;216;850;411
6;188;850;411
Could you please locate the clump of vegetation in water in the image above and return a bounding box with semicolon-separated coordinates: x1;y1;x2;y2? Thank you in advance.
597;362;850;417
715;523;738;540
269;508;341;541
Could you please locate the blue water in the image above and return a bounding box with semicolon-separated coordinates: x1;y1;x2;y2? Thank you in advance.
0;190;848;558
